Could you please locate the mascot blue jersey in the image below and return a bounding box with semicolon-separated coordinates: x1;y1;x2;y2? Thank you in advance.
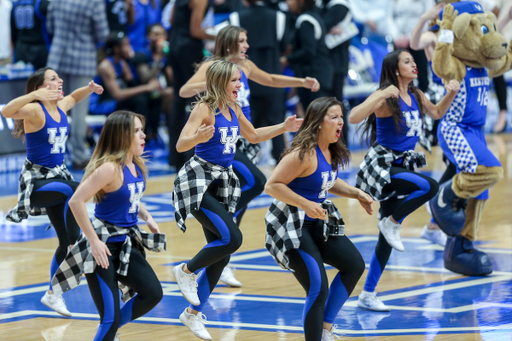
443;66;488;127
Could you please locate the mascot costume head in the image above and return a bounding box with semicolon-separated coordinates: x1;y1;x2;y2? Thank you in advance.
429;1;510;276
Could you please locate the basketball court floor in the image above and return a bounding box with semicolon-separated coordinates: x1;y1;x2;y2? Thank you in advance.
0;135;511;340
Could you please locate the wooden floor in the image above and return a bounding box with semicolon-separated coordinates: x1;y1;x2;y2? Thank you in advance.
1;134;512;340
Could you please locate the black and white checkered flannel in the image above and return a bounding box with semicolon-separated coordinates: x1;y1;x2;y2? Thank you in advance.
6;159;74;223
51;217;166;300
172;155;241;232
237;136;261;164
356;142;428;201
265;199;345;270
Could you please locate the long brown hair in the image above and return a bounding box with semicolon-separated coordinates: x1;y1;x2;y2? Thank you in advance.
83;110;148;203
12;67;53;140
193;60;240;114
212;25;247;61
282;97;350;170
359;49;425;146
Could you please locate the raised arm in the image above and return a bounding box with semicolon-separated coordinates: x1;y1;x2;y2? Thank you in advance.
410;3;445;51
237;105;303;144
176;103;215;152
420;80;460;119
1;87;59;120
68;162;118;269
58;81;104;112
348;85;399;124
246;60;320;92
179;62;210;98
265;150;327;220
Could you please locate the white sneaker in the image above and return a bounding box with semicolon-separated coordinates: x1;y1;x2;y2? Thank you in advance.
322;325;341;340
219;265;242;287
173;263;200;306
41;291;72;317
179;308;212;340
357;291;390;312
377;217;404;252
420;225;447;246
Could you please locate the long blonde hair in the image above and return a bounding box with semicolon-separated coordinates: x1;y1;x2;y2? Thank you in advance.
83;110;148;203
193;60;240;114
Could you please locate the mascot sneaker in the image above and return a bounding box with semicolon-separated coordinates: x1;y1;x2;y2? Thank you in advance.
444;235;493;276
429;180;466;236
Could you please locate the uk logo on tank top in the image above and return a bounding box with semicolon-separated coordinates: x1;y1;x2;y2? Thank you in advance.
319;171;337;199
219;126;239;154
128;182;144;214
47;127;68;154
238;81;250;108
403;110;422;137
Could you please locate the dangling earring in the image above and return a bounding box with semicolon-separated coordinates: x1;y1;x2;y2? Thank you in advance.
319;126;322;129
227;49;230;52
396;72;399;76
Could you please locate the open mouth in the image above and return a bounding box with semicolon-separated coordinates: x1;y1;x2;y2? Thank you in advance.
412;68;418;74
336;128;341;138
58;85;64;95
141;143;145;148
233;91;238;98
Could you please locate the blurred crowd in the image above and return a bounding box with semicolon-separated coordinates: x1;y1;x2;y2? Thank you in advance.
0;0;511;169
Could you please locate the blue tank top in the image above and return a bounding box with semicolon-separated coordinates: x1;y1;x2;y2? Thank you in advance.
429;61;443;86
25;102;69;168
95;163;146;227
443;66;488;127
238;69;251;122
376;90;422;152
288;145;338;220
195;106;240;168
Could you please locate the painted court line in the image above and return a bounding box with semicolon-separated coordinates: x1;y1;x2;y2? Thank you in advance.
2;310;512;335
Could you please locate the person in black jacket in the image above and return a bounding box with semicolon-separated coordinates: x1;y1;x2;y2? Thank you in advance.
10;0;51;69
319;0;351;146
281;0;333;110
230;0;289;160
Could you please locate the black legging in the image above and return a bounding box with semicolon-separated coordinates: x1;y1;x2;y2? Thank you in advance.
31;178;80;290
287;220;365;341
232;149;266;226
493;75;508;112
187;184;243;311
363;166;438;293
86;241;163;341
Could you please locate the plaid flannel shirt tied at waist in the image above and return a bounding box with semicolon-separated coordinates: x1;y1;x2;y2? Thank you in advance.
355;142;428;201
7;159;74;223
172;155;241;232
51;217;166;299
265;199;345;270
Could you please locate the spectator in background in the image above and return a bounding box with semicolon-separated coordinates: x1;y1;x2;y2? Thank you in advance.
349;0;396;42
318;0;353;147
128;0;162;53
0;0;12;65
132;23;174;143
106;0;135;34
89;31;160;120
10;0;50;70
281;0;333;110
46;0;110;169
229;0;289;161
166;0;215;169
390;0;435;93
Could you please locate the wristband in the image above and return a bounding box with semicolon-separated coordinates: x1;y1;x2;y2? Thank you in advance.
438;29;454;44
